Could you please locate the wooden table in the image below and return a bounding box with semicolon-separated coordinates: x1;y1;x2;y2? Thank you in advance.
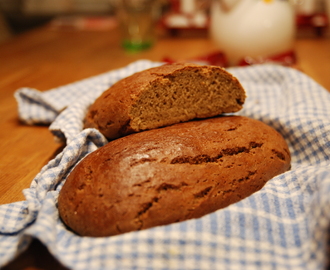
1;23;330;269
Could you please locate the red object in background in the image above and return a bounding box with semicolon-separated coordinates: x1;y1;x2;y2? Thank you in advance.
163;51;228;67
169;0;181;13
296;13;328;28
296;13;329;36
193;51;228;66
163;50;296;68
238;50;297;67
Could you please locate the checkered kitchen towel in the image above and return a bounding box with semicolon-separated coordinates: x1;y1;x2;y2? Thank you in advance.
1;60;329;270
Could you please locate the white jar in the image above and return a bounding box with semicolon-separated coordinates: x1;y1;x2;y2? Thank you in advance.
210;0;296;65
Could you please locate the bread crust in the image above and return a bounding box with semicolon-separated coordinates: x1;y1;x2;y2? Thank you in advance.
59;116;291;237
84;63;246;140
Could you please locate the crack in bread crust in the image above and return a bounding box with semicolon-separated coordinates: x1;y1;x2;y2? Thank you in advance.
58;116;291;237
170;142;264;165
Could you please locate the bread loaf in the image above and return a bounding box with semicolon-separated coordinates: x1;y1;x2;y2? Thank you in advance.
84;63;246;140
58;116;291;237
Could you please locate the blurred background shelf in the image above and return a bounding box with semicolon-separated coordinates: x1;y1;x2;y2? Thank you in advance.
0;0;117;40
0;0;329;45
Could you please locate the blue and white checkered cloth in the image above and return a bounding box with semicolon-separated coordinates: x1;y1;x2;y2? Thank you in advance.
1;60;329;270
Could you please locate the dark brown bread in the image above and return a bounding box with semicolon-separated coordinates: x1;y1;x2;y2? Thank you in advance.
84;63;246;140
58;116;291;237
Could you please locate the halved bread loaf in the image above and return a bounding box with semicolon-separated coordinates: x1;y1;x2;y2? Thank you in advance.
84;63;246;140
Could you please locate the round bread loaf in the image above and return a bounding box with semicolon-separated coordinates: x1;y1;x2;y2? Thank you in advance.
84;63;246;140
58;116;291;237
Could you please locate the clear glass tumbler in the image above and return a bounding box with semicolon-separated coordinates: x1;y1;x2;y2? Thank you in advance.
117;0;157;52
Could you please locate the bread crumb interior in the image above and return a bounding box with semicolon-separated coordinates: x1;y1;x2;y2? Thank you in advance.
129;68;244;131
